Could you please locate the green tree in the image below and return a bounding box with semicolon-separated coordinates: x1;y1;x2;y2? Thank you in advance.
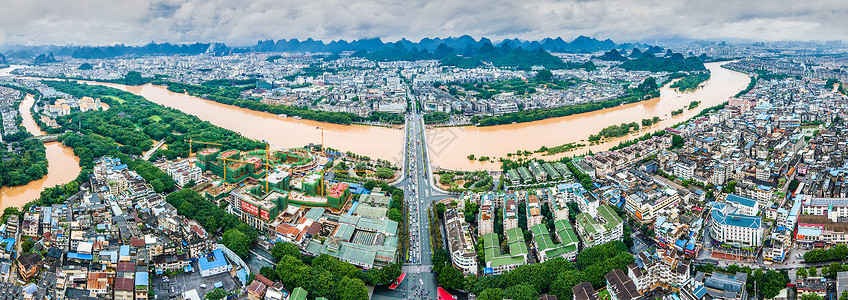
802;294;824;300
376;167;394;179
438;266;466;291
271;242;301;262
551;270;586;300
809;267;817;277
796;267;807;278
1;207;20;223
478;288;505;300
221;229;251;258
535;69;553;82
21;240;34;254
204;288;227;300
335;277;369;300
387;208;403;223
503;284;538;300
276;255;307;288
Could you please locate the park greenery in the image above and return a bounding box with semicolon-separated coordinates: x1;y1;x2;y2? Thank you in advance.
438;75;577;100
44;80;266;160
423;112;450;124
437;170;494;192
0;91;49;188
471;77;660;126
670;72;711;92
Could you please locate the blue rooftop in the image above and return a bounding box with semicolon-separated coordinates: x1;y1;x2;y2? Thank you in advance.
67;252;93;260
120;245;130;256
712;203;762;229
726;194;757;209
2;238;14;253
135;272;149;286
198;249;229;271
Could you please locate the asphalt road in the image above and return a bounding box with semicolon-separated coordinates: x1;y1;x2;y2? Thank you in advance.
373;108;451;299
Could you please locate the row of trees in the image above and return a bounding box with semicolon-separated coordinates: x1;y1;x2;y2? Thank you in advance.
803;244;848;262
158;81;363;125
797;262;848;279
265;241;400;300
468;241;634;300
472;78;660;126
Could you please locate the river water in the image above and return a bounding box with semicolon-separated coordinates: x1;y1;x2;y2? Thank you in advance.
90;82;407;164
0;93;81;209
2;61;747;184
425;62;750;170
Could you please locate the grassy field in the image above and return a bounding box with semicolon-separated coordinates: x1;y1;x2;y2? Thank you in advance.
104;95;125;104
150;115;162;122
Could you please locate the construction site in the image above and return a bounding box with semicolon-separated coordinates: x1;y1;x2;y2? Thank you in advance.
187;140;354;219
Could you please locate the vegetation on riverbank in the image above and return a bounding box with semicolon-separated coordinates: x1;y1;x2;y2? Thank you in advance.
437;170;494;192
670;72;710;92
588;122;640;142
154;81;363;125
471;77;660;126
0;90;49;188
734;76;757;97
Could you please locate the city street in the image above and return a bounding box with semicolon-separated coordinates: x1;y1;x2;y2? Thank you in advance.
374;102;451;299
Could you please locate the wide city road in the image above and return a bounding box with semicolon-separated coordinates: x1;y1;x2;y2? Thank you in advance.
374;104;451;299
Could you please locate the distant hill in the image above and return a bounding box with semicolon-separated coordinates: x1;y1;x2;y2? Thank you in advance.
620;52;706;72
33;52;58;65
0;53;8;67
0;35;625;61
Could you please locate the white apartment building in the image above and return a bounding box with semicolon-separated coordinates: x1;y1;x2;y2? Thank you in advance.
444;208;478;275
673;160;696;180
627;249;691;293
709;202;764;248
575;205;623;248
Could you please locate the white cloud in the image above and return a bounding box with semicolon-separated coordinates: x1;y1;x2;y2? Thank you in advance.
0;0;846;45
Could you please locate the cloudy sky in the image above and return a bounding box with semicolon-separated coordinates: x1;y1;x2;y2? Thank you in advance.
1;0;847;46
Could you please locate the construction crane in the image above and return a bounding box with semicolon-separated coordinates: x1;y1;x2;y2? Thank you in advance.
187;139;223;157
188;139;280;194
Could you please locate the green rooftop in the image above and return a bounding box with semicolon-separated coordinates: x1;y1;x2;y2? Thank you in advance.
489;255;526;268
576;213;600;235
597;205;622;228
290;287;308;300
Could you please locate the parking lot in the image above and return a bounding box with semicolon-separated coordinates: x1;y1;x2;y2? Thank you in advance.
151;261;241;299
